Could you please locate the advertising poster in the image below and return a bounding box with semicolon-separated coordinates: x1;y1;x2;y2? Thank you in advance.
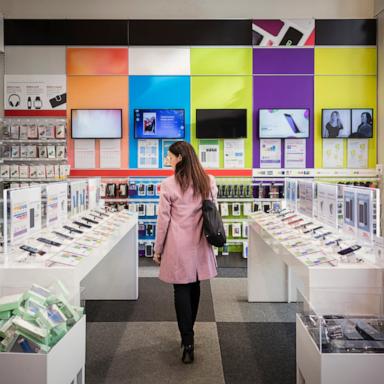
9;190;29;243
348;139;368;169
356;190;373;242
88;179;99;210
322;139;344;168
74;139;95;169
260;139;281;169
162;139;182;168
224;139;244;169
10;187;41;243
316;184;338;228
286;179;297;211
100;139;121;169
199;140;219;168
70;181;87;216
252;19;315;46
343;187;357;235
138;139;159;169
46;183;68;226
285;139;306;169
4;75;66;111
298;180;314;218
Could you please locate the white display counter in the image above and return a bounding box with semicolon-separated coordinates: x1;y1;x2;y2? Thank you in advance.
296;314;384;384
248;214;383;315
0;316;86;384
0;212;138;306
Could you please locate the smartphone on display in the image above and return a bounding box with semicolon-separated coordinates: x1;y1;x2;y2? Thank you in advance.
284;113;301;134
29;208;35;229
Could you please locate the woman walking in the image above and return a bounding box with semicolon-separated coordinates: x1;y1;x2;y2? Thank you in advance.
153;141;218;364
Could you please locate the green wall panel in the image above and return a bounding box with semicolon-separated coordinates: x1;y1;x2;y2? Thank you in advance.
191;75;253;168
191;48;252;75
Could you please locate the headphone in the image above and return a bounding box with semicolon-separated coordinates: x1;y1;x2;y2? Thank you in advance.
8;94;20;107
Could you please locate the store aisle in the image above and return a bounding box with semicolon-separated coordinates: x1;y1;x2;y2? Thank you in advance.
85;273;296;384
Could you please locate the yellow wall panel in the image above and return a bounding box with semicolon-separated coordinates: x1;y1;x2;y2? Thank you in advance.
314;75;377;168
315;47;377;76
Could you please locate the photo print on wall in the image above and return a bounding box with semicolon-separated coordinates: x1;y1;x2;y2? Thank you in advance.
252;19;315;46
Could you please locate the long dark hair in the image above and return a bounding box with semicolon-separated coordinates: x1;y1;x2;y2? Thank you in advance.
169;141;211;199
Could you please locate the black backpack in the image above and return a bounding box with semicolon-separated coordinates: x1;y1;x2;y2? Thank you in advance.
202;196;226;247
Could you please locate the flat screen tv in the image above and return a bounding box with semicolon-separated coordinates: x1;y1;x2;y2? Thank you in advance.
196;109;247;139
71;109;122;139
134;109;185;139
350;108;373;138
259;109;310;139
321;109;351;138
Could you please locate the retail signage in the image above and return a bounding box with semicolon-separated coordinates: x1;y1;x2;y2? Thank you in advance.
316;183;338;228
46;183;68;227
224;139;245;169
285;139;306;169
297;180;314;218
9;186;42;243
4;75;66;111
260;139;281;169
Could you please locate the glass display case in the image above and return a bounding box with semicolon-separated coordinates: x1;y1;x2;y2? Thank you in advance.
297;290;384;354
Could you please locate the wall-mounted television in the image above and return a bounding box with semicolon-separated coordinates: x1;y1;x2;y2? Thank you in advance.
259;109;309;139
322;108;373;139
71;109;122;139
321;109;351;138
350;108;373;138
134;109;185;139
196;109;247;139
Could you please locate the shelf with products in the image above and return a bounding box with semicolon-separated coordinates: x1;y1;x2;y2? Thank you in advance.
1;158;68;162
0;139;67;144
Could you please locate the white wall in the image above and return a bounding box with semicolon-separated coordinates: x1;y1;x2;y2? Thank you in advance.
375;0;384;15
0;0;375;19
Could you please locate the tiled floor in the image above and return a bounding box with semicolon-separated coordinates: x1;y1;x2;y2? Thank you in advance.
85;267;296;384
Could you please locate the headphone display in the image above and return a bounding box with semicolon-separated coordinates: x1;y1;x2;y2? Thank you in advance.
8;94;20;107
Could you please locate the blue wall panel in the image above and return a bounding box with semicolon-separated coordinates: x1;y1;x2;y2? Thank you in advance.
129;76;191;168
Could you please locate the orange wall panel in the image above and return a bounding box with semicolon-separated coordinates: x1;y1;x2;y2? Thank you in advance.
67;48;128;75
67;75;129;168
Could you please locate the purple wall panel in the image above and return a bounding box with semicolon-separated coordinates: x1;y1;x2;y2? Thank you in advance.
253;48;314;74
253;75;314;168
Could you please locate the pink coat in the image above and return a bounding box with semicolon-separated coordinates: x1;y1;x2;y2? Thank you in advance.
154;174;218;284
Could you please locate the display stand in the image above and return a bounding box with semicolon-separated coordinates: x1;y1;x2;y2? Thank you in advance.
248;218;383;314
0;217;138;305
296;314;384;384
0;316;86;384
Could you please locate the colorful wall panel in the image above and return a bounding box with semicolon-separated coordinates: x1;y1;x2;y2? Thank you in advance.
67;48;128;75
190;48;252;75
191;75;253;168
129;47;190;75
253;48;314;75
128;76;191;168
253;75;314;168
314;47;377;168
253;48;314;168
314;75;377;168
315;47;377;76
67;75;129;168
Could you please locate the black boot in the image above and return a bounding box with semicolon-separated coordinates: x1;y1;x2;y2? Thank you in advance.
182;344;194;364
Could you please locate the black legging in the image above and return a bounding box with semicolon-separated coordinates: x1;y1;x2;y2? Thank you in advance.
173;281;200;346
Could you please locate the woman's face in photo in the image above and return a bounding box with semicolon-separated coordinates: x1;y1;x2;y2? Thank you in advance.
331;111;338;122
361;113;368;124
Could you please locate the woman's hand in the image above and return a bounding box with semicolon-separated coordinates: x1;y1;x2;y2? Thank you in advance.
153;252;161;265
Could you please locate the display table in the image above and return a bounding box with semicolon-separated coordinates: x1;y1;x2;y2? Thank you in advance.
296;314;384;384
0;212;138;306
248;214;383;315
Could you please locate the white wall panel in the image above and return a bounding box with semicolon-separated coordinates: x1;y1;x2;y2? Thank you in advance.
5;46;66;74
129;47;190;75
